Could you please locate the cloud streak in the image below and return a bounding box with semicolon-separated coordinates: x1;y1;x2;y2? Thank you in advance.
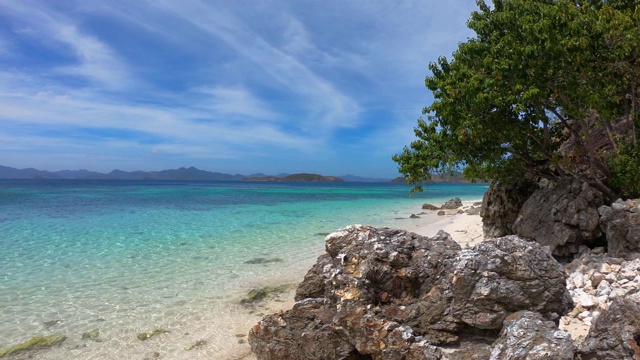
117;0;363;131
0;1;130;89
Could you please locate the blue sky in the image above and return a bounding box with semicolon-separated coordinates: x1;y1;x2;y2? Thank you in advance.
0;1;476;178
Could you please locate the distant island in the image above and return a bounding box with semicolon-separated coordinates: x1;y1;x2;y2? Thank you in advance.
243;173;343;182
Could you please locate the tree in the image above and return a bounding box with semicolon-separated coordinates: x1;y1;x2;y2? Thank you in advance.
393;0;640;200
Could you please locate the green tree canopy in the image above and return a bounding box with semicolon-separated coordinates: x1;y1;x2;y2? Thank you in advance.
393;0;640;199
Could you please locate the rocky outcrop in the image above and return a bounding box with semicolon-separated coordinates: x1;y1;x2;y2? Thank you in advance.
576;295;640;359
250;226;571;359
513;178;604;256
598;198;640;258
561;247;640;338
422;203;439;210
442;197;463;209
481;180;537;238
446;236;572;330
490;311;574;360
465;205;482;216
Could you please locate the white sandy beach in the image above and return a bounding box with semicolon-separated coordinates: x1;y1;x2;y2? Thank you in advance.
405;200;485;247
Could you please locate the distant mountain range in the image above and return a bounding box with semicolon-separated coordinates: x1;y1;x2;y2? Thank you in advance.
0;165;245;181
0;165;395;182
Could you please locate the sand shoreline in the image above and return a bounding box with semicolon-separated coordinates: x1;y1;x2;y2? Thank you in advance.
235;199;485;359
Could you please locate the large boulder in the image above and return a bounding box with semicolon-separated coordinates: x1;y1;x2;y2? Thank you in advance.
442;197;463;210
513;178;604;256
444;235;572;332
422;203;440;210
490;311;574;360
481;180;537;238
577;294;640;360
598;198;640;258
247;298;357;360
249;226;572;359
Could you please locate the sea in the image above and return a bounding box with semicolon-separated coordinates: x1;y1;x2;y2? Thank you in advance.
0;179;488;359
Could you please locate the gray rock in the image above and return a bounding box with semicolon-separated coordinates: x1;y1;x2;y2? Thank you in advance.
513;178;604;256
248;298;360;360
445;343;492;360
598;198;640;258
294;254;331;301
490;311;574;360
445;236;572;331
577;295;640;359
442;197;463;209
466;206;481;216
422;203;440;210
250;226;571;359
481;180;537;238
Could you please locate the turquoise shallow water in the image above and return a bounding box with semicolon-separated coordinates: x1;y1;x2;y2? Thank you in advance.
0;179;487;358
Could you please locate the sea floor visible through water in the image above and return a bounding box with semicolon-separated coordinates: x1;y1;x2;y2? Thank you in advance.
0;180;487;359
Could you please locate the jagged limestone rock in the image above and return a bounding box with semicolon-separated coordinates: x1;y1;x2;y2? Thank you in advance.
577;295;640;359
490;311;573;360
598;198;640;258
481;180;537;238
250;226;571;359
442;197;463;209
513;178;604;256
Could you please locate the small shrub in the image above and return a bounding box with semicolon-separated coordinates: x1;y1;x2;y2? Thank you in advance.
607;142;640;198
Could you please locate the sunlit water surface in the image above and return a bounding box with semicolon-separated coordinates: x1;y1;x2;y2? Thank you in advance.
0;180;487;359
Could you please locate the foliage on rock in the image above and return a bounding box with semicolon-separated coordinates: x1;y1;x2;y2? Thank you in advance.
606;141;640;198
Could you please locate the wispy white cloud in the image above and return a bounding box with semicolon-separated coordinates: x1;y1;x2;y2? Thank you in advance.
53;24;129;89
0;71;315;154
195;86;280;121
120;0;363;130
0;1;130;89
